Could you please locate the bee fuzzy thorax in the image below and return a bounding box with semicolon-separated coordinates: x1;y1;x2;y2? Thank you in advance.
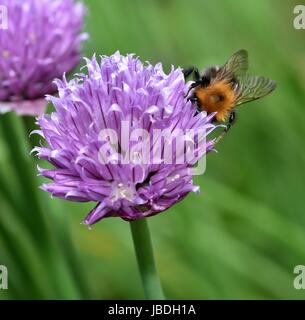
194;80;236;122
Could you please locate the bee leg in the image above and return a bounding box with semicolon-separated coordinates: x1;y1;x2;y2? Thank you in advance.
193;68;200;81
186;96;200;114
183;67;200;81
185;81;201;99
225;110;237;132
214;110;237;145
188;96;199;104
183;67;195;79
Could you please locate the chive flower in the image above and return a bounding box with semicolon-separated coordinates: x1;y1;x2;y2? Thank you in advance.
33;52;217;225
0;0;87;116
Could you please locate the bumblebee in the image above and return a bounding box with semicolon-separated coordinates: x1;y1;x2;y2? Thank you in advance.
184;50;276;142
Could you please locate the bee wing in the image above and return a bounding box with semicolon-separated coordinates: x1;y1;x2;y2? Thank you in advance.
235;75;276;106
216;49;249;80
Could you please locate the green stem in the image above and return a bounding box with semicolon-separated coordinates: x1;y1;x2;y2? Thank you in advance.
0;112;49;243
0;112;86;298
130;218;165;300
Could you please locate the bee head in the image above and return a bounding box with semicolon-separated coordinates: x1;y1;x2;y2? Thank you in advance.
201;66;220;87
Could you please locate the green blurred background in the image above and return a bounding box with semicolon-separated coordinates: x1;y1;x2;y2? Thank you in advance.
1;0;305;299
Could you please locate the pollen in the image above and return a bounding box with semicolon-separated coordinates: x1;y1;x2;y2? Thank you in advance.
195;80;236;122
111;182;135;202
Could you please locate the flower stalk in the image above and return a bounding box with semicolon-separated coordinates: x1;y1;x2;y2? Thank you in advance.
130;218;164;300
0;112;48;242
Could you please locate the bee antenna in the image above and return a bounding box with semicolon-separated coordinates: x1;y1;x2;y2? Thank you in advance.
184;81;200;99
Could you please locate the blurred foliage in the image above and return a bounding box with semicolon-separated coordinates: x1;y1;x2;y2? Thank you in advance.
1;0;305;299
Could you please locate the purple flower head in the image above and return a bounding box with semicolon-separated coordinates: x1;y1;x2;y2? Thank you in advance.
0;0;87;116
33;52;217;225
